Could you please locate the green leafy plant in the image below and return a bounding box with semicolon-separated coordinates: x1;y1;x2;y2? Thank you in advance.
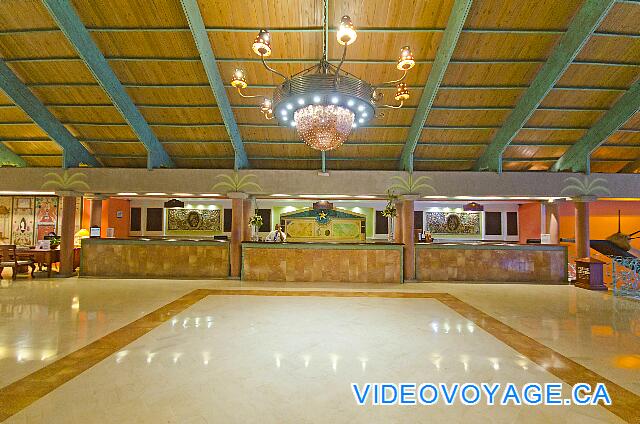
212;172;262;193
560;176;611;197
381;190;397;218
41;170;90;192
249;214;263;227
387;173;436;195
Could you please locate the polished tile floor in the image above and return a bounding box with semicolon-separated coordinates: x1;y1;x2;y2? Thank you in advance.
0;277;639;423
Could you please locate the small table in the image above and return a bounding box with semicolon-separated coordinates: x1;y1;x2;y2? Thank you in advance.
16;249;61;278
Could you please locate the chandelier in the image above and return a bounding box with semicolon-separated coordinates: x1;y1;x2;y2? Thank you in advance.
230;2;415;151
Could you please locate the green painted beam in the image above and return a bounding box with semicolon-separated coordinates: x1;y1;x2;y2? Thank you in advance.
0;58;98;167
0;142;26;167
474;0;616;172
399;0;473;171
42;0;173;169
180;0;248;170
552;77;640;173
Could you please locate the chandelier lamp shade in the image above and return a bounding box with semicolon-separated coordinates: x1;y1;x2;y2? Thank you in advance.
229;8;416;152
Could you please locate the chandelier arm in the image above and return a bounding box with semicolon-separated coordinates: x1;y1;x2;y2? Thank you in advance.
261;54;289;81
379;69;409;86
235;87;265;99
333;44;348;86
380;100;404;109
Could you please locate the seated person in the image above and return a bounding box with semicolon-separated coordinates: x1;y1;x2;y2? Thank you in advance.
265;224;286;242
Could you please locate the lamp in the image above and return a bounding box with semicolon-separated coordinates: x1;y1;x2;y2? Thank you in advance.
230;2;415;151
230;69;247;89
397;46;415;71
337;16;357;46
252;29;272;57
394;83;410;102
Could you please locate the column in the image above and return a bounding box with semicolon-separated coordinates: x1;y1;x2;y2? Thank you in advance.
394;201;403;243
546;201;560;244
400;195;417;281
89;196;103;229
242;197;253;241
59;194;77;277
574;196;594;259
228;192;247;278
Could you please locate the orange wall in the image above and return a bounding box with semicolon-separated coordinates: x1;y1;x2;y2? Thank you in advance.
81;198;91;229
103;198;130;238
518;203;541;244
559;200;640;250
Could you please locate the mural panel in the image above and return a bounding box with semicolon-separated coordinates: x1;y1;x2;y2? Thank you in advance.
12;196;35;246
281;207;365;242
166;208;222;235
35;196;58;241
0;197;12;244
425;212;481;236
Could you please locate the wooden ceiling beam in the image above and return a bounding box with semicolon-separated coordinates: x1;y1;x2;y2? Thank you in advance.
180;0;249;170
552;77;640;173
399;0;473;171
474;0;617;173
42;0;174;169
0;58;98;168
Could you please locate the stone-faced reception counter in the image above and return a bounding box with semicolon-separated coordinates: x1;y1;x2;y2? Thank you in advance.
241;241;403;283
415;242;568;284
81;238;229;279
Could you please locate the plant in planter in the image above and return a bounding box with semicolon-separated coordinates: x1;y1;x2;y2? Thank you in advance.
249;214;263;241
381;191;398;241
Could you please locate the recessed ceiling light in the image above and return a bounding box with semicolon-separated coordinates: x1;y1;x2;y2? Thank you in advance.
145;193;167;196
313;95;321;103
358;118;364;124
0;191;56;195
270;194;290;197
331;96;339;104
116;192;138;196
286;103;293;110
200;194;221;197
357;105;365;112
355;195;377;199
347;99;355;107
297;98;305;105
172;193;194;196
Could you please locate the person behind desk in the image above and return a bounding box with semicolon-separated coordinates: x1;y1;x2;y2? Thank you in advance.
265;224;286;242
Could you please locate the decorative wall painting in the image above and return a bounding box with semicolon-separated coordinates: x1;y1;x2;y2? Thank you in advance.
0;197;12;244
12;197;35;246
166;208;222;234
35;196;58;241
425;211;481;236
281;207;365;242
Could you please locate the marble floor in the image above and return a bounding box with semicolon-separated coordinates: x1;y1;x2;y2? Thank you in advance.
0;277;639;423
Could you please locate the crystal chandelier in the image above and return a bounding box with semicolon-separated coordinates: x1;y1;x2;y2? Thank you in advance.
230;0;415;152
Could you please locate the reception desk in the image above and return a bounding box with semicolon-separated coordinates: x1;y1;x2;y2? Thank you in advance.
242;241;403;283
81;238;229;279
415;242;568;284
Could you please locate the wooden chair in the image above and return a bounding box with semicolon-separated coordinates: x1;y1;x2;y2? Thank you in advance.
0;245;35;280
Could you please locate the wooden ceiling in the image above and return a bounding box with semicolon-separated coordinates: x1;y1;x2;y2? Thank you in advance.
0;0;639;172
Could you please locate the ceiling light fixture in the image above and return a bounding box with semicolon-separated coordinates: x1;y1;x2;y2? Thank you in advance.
230;0;415;151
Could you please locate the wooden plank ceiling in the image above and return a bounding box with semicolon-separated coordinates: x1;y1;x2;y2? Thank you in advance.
0;0;639;172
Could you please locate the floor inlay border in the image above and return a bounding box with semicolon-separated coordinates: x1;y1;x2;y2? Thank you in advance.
0;289;638;423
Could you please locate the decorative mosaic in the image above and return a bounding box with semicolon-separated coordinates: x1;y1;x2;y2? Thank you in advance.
425;212;481;236
166;208;221;233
